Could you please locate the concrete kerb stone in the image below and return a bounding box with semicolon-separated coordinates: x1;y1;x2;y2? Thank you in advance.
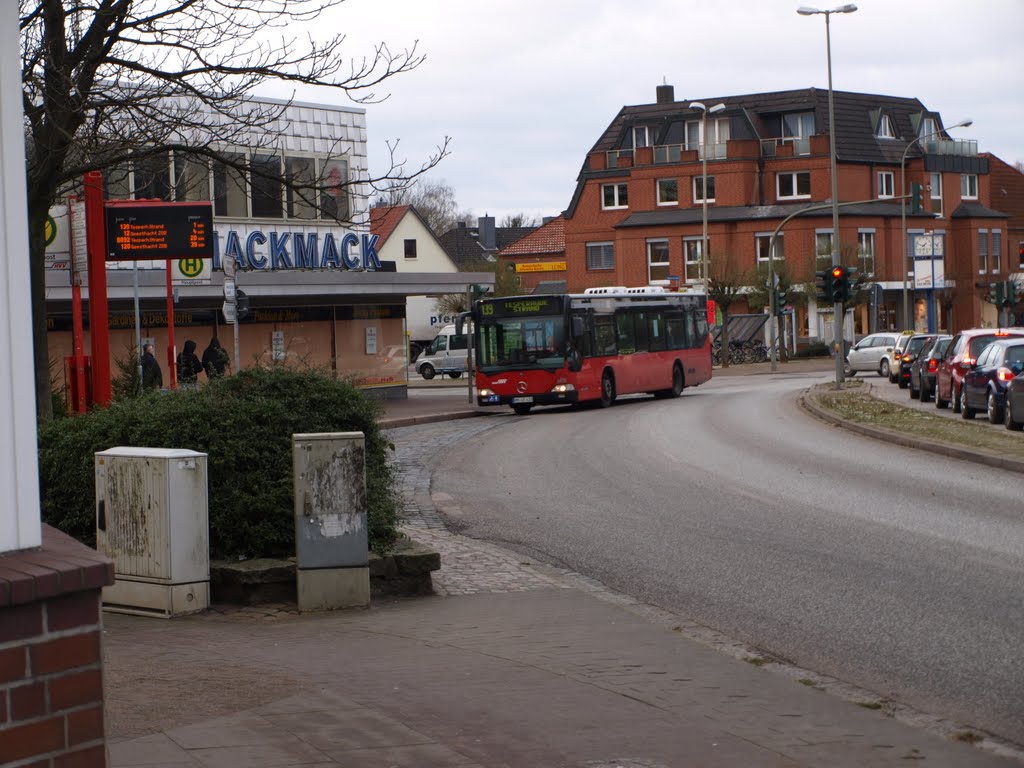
799;382;1024;475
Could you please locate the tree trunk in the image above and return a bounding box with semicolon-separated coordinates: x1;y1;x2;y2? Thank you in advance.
720;315;730;368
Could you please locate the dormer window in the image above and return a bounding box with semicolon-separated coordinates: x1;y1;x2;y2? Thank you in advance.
919;117;938;139
633;125;652;148
876;115;895;139
783;112;815;139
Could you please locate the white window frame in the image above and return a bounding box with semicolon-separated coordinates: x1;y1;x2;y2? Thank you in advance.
858;229;876;277
685;117;730;157
656;178;678;206
930;172;943;217
876;115;895;139
633;125;651;149
601;182;629;210
816;230;834;259
782;112;815;139
777;171;811;200
978;229;988;273
961;174;978;200
586;241;615;271
877;171;895;199
919;117;938;139
647;239;670;284
693;175;716;204
683;237;704;283
755;233;783;262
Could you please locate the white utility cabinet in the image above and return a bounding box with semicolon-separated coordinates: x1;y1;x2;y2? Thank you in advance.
95;447;209;617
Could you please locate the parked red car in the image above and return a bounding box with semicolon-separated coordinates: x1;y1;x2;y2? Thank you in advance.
935;328;1024;412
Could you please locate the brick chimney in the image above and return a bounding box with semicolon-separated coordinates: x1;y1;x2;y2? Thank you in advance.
656;83;675;105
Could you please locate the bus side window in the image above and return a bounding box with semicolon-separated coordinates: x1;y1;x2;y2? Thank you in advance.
666;316;685;350
649;312;667;351
684;313;697;349
594;317;616;356
571;312;592;357
615;312;636;354
634;311;650;352
694;310;709;346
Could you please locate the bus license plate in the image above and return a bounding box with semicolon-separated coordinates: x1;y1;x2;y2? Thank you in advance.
512;396;533;404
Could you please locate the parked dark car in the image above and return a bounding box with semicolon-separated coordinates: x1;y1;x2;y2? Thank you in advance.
909;335;952;401
960;338;1024;422
935;328;1024;412
1005;370;1024;431
895;334;938;390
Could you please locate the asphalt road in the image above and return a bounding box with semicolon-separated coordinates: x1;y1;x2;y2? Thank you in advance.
432;371;1024;745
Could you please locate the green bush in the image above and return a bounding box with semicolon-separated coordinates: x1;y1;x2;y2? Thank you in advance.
38;366;399;558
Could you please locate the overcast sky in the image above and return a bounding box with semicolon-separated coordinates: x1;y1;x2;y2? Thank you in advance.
282;0;1023;226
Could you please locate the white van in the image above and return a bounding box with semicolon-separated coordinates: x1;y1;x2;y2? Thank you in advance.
415;324;470;379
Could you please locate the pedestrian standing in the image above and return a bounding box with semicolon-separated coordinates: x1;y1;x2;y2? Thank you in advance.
141;343;162;390
202;336;230;378
176;340;202;389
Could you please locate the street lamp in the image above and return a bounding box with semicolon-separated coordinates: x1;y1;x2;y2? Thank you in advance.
900;118;972;328
798;2;857;385
689;101;726;294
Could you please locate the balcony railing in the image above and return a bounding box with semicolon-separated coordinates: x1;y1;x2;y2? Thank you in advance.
921;138;978;157
652;142;727;164
760;137;811;157
606;149;633;166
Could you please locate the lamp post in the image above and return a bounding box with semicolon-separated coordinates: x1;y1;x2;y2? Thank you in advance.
798;3;857;385
689;101;726;294
900;118;972;328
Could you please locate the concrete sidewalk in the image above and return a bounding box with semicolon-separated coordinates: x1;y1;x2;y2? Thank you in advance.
102;358;1022;767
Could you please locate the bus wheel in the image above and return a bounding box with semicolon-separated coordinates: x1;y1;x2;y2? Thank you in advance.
670;364;684;397
420;364;435;380
512;404;532;415
600;371;616;408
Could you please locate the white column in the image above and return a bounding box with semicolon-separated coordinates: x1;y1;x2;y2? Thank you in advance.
0;2;42;553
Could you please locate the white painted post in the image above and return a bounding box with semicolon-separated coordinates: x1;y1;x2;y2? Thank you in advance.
0;2;42;553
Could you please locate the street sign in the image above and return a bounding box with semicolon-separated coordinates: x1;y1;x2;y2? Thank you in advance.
222;301;236;324
223;279;236;299
172;257;212;285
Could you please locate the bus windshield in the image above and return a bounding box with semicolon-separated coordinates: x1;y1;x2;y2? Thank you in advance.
478;315;566;370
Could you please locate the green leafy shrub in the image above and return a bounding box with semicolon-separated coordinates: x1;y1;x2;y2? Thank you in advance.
38;366;399;558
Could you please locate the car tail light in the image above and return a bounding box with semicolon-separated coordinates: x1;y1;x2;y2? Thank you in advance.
997;367;1015;382
928;360;938;373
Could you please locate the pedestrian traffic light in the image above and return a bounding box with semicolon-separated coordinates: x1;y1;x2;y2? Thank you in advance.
235;289;250;320
814;270;829;302
910;182;924;214
1006;279;1019;307
829;265;848;303
845;266;859;296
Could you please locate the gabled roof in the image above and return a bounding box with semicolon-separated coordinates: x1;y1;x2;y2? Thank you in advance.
498;216;565;257
950;202;1007;219
370;205;439;246
438;222;538;268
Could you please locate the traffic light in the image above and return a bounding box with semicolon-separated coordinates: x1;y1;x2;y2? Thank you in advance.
910;182;924;214
829;265;848;303
993;281;1006;307
235;289;250;320
814;270;829;302
1007;280;1019;307
774;286;788;315
845;266;859;296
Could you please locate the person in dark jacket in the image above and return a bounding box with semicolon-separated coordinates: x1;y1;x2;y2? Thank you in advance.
202;336;229;378
141;343;162;390
176;340;202;387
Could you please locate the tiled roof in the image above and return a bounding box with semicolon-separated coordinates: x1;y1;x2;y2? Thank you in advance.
498;216;565;257
438;224;538;268
591;87;939;166
369;205;409;246
950;202;1007;219
615;202;909;228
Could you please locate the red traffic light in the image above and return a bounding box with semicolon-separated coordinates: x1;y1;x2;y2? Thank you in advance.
831;266;844;279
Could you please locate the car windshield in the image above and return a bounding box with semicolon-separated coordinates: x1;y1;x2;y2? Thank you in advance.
908;337;929;354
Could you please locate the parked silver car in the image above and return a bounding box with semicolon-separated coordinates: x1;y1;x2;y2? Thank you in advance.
844;332;901;377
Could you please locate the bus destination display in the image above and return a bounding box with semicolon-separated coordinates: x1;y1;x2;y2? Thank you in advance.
105;202;213;261
483;295;564;318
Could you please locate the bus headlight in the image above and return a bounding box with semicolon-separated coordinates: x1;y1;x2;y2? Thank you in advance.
478;388;495;397
551;383;576;393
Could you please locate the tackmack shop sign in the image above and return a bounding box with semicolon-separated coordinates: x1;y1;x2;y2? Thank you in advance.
211;227;382;272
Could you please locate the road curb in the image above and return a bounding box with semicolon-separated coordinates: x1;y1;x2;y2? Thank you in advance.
799;385;1024;475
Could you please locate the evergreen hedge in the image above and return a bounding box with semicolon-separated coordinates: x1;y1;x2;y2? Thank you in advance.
38;366;399;559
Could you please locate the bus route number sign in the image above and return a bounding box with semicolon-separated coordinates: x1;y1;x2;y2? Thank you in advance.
105;201;214;261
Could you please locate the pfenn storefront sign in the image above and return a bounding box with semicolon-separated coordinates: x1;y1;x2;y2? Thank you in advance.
105;201;213;261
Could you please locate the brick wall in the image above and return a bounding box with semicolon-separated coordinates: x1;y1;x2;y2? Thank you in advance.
0;525;114;767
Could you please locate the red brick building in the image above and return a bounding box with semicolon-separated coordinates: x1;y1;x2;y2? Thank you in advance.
550;84;1023;340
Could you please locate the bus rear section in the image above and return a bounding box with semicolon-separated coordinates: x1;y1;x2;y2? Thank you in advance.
471;288;711;415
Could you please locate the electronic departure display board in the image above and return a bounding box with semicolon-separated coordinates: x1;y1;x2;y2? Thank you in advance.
480;295;565;318
105;201;213;261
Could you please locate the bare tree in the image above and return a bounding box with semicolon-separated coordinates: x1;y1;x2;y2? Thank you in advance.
21;0;450;419
706;251;753;368
372;177;472;235
500;213;536;228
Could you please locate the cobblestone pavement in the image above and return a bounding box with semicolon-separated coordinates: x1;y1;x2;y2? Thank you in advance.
386;419;572;596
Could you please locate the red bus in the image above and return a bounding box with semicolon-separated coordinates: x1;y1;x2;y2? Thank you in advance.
460;286;712;415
